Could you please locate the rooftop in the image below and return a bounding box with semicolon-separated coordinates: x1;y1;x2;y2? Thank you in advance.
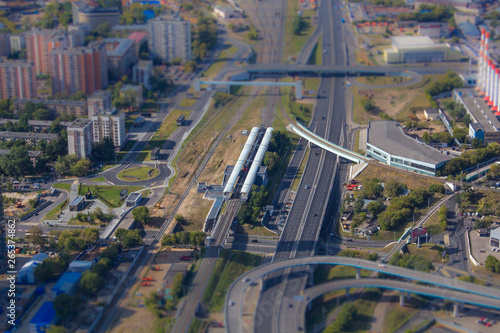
126;192;142;201
69;196;85;206
0;118;73;127
128;31;147;43
0;149;42;157
455;88;500;132
135;59;153;69
367;120;453;165
68;118;92;129
14;99;86;107
30;301;56;325
458;21;480;37
392;36;435;48
0;131;59;140
104;38;135;57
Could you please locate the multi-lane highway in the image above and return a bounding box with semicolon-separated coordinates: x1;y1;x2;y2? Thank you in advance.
225;256;500;333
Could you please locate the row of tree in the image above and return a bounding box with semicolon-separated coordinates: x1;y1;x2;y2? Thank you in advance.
440;142;500;176
237;185;269;224
388;253;434;272
161;231;206;247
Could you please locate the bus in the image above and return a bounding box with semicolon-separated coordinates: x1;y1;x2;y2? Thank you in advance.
177;115;185;126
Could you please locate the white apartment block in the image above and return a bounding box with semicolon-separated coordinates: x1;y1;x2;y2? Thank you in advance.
147;15;191;63
67;118;93;159
92;110;126;148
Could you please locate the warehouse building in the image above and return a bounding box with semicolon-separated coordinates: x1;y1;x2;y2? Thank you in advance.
29;301;58;333
18;253;49;284
366;120;452;176
51;271;82;299
383;36;462;64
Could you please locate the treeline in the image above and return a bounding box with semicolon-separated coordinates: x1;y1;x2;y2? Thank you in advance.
192;15;218;60
425;72;463;97
440;142;500;176
388;253;434;272
161;231;206;247
237;185;268;224
264;131;291;174
338;249;378;261
398;4;454;22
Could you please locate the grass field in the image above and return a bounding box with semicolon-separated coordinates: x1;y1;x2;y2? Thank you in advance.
78;185;144;208
282;0;316;63
117;166;159;182
306;290;343;329
203;44;238;79
43;199;68;221
356;164;442;190
89;177;106;182
406;243;447;263
207;250;263;312
281;77;314;125
314;265;371;284
137;109;191;162
179;98;196;108
308;37;322;65
291;147;310;192
53;183;71;192
382;303;417;333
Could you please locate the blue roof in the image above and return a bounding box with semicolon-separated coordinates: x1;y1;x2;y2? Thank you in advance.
52;272;81;293
30;301;56;325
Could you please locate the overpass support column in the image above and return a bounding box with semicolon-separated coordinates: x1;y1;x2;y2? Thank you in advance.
308;266;314;287
194;80;201;92
399;292;405;307
345;288;350;300
295;81;302;100
355;268;361;280
453;302;460;318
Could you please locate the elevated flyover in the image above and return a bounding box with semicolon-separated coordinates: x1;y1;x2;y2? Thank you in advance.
246;64;417;77
194;79;303;99
287;122;369;164
225;256;500;333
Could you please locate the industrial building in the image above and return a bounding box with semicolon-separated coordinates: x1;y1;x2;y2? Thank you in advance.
72;1;120;30
67;119;93;159
383;36;462;64
453;89;500;143
51;271;82;299
491;226;500;247
29;301;58;333
418;22;449;39
366;120;452;176
18;253;49;284
68;260;94;272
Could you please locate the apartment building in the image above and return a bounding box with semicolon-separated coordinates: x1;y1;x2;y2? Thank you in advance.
13;99;87;118
87;90;112;117
103;38;136;79
147;15;191;63
92;109;126;148
0;61;37;99
133;60;153;89
128;31;147;57
50;41;108;96
0;33;10;58
10;34;25;54
67;118;93;159
25;29;68;75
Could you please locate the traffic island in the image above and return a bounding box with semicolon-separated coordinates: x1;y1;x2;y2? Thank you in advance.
117;166;160;182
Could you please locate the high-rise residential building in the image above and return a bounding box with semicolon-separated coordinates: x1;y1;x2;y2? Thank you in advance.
72;1;120;31
92;109;126;148
50;41;108;96
0;61;37;99
147;15;191;63
128;31;147;57
103;38;137;80
25;29;68;75
87;90;112;117
133;60;153;89
67;118;93;159
0;33;10;58
10;34;25;54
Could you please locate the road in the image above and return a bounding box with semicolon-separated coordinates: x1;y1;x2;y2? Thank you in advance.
294;278;500;331
445;197;471;273
225;256;500;333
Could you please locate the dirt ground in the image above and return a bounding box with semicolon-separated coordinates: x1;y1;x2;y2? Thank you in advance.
355;164;442;190
3;191;40;216
110;248;194;333
175;188;216;231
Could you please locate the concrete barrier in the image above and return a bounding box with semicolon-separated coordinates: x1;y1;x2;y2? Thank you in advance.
465;229;480;266
20;201;52;221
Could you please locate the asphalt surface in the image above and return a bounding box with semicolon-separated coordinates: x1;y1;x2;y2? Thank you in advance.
225;256;500;333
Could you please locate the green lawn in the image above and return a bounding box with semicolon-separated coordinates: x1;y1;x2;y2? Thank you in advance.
382;304;416;333
283;0;316;62
53;183;71;192
203;44;237;79
89;177;106;182
78;185;144;208
125;114;139;131
308;37;322;65
179;98;196;108
280;78;314;125
43;199;68;221
137;109;191;162
117;166;159;181
139;100;159;114
207;250;263;312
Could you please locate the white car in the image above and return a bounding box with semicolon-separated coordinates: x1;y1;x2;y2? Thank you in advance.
229;300;235;306
378;264;386;268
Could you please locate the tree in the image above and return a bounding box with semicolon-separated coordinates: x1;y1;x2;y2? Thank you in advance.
384;179;404;197
485;255;500;273
367;198;385;217
54;294;77;322
362;179;383;198
79;271;103;296
325;303;356;333
247;25;259;40
101;243;121;263
171;272;184;299
34;257;67;282
353;198;364;214
175;214;186;225
184;60;197;73
292;16;306;36
115;228;143;248
27;226;46;249
263;151;280;173
361;98;376;112
71;158;91;177
133;206;150;225
0;145;33;176
47;326;67;333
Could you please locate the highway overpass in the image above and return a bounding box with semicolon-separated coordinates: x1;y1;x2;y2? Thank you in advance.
225;256;500;332
287;122;369;164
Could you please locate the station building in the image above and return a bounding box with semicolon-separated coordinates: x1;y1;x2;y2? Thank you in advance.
383;36;461;64
366;120;452;176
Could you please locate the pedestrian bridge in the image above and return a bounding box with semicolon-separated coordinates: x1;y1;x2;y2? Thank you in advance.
287;122;369;164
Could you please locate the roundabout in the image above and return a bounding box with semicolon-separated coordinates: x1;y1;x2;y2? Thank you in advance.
117;166;160;182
